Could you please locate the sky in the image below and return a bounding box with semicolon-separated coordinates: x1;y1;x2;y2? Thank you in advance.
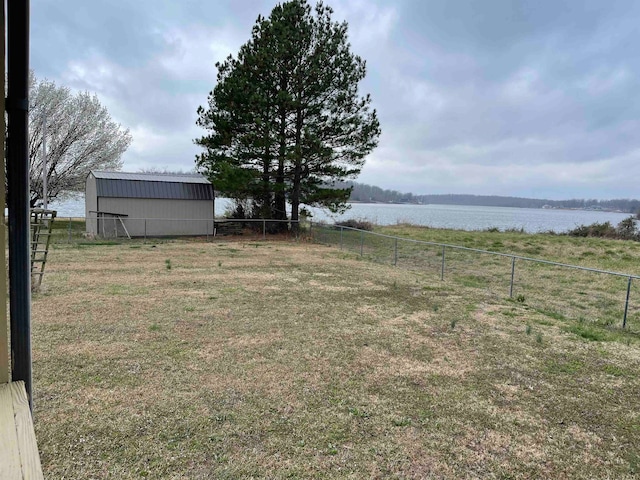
31;0;640;200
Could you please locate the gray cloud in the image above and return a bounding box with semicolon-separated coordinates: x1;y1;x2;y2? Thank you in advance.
31;0;640;199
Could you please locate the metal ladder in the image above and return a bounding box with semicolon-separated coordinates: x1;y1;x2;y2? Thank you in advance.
30;208;56;289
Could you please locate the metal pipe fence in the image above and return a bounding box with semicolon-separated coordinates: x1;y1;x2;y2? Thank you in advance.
50;217;302;244
310;223;640;333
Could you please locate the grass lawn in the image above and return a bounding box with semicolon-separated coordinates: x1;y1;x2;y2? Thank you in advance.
315;224;640;334
32;235;640;478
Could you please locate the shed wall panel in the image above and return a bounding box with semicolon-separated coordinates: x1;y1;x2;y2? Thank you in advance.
98;198;214;236
85;175;98;235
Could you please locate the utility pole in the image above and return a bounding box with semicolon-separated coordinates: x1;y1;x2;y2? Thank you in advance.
42;111;47;209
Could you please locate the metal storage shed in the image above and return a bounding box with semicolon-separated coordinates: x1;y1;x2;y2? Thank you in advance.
85;171;214;237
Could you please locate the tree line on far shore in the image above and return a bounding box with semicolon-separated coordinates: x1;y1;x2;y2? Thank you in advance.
343;181;640;213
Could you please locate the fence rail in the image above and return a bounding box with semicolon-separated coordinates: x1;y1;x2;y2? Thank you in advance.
310;223;640;332
48;217;302;244
82;217;300;241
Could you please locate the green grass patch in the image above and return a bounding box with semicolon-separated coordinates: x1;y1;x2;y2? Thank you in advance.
545;358;585;374
77;240;121;246
456;274;487;288
563;324;615;342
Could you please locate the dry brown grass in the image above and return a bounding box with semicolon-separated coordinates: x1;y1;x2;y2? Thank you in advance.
31;238;640;478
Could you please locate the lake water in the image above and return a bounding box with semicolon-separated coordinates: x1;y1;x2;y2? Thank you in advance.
49;196;632;233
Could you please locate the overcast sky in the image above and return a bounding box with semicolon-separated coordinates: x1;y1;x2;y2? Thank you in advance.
31;0;640;199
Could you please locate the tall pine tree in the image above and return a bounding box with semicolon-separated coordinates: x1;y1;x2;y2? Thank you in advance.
195;0;380;223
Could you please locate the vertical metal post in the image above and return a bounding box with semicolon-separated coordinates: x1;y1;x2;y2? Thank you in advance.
340;226;343;250
144;219;147;243
42;111;47;209
394;238;398;266
206;220;209;242
623;276;632;328
440;246;445;280
7;0;33;409
510;257;516;298
360;230;364;256
263;219;266;240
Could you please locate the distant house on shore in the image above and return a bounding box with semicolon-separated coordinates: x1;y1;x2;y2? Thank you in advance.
85;171;214;238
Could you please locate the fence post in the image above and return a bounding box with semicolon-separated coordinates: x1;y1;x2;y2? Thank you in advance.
263;219;266;240
623;276;632;328
510;257;516;298
340;226;343;250
360;230;364;257
144;219;147;243
67;217;72;243
394;238;398;266
441;246;445;280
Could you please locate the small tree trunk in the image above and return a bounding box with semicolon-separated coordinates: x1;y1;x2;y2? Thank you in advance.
261;136;271;219
291;107;303;232
274;87;288;229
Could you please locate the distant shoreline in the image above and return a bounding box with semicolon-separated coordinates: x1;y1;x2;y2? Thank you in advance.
347;200;629;214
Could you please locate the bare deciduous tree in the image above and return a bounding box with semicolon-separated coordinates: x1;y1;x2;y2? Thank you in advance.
27;73;132;207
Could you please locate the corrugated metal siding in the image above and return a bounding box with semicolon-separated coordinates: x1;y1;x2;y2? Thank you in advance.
98;198;214;236
96;179;213;200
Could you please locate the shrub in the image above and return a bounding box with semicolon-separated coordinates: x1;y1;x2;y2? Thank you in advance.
567;221;616;238
616;216;638;240
223;199;251;219
566;217;640;241
335;218;375;231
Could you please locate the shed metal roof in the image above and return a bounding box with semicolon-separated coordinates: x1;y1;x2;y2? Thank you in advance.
92;171;211;184
91;171;213;200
